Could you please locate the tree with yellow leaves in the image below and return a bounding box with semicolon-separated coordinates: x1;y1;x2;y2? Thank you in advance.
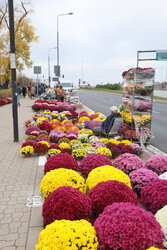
0;1;38;87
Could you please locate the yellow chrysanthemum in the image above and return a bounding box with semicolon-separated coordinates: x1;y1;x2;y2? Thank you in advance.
37;141;50;148
70;140;82;147
20;146;34;155
78;116;90;124
72;148;87;159
35;220;99;250
96;147;112;158
62;119;72;125
100;138;109;145
109;139;122;144
47;149;61;157
86;165;132;191
59;142;71;150
79;129;93;136
40;168;86;199
36;116;48;121
146;248;164;250
121;140;131;145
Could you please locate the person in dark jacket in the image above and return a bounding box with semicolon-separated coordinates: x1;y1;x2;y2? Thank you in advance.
22;86;27;98
93;106;121;134
16;83;22;106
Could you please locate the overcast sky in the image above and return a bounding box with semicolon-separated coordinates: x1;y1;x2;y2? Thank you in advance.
22;0;167;86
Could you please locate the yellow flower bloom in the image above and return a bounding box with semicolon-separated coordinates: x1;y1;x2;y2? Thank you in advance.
47;149;61;157
37;141;50;148
78;116;90;124
20;146;34;155
70;140;82;147
109;139;121;145
96;147;112;158
35;220;99;250
62;119;72;125
72;148;87;159
121;140;131;145
147;248;164;250
86;165;132;191
79;129;93;136
100;138;109;145
59;142;71;150
40;168;86;199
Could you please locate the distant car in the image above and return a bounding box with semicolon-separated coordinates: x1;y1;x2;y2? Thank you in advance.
60;82;74;92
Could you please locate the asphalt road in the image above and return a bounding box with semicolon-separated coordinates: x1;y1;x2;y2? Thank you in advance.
77;90;167;153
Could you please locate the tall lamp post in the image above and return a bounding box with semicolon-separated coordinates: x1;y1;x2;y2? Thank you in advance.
57;12;73;83
48;47;57;87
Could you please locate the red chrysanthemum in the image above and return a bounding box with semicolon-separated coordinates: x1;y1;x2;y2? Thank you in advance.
88;180;137;219
42;186;92;226
79;153;112;177
44;153;78;174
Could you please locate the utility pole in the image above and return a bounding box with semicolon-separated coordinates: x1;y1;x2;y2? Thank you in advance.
8;0;19;141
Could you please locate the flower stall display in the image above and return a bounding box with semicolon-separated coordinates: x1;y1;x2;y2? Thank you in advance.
122;67;154;144
40;168;86;199
21;140;37;149
88;180;137;219
96;147;112;158
89;135;99;144
20;146;34;157
145;154;167;175
72;148;87;160
0;97;12;106
155;205;167;248
44;153;78;174
129;168;158;195
35;141;50;155
79;153;112;177
113;153;144;174
86;165;132;191
42;186;92;226
94;202;164;250
35;219;99;249
140;179;167;213
79;128;93;136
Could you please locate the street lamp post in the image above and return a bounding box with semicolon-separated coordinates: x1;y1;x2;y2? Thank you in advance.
48;47;57;87
57;12;73;83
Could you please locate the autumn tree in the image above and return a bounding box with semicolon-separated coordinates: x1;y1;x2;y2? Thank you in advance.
0;1;38;87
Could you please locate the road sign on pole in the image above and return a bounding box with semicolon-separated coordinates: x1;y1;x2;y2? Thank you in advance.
54;65;60;77
156;51;167;61
34;66;41;74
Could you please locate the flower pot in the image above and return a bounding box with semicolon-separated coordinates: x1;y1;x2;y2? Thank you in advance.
25;153;31;158
39;152;46;156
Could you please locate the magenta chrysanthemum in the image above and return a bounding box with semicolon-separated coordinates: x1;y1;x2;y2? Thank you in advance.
79;153;112;177
145;154;167;175
140;179;167;213
87;180;137;218
113;153;144;174
129;168;158;195
94;202;164;250
42;186;92;226
44;153;78;174
25;125;40;135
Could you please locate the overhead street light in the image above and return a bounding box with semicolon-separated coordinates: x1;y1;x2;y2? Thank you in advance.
56;12;73;83
48;47;57;87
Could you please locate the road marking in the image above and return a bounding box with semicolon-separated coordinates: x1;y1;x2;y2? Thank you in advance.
152;111;159;114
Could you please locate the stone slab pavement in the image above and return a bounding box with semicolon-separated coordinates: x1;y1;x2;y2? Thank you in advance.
0;98;156;250
0;97;42;250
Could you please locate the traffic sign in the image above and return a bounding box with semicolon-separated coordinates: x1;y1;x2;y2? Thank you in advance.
34;66;41;74
54;65;60;76
156;51;167;61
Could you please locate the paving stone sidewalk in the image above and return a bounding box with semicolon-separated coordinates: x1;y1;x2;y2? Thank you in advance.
0;98;41;250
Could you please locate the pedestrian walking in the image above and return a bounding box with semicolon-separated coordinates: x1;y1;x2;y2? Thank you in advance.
56;85;61;100
60;86;65;102
16;83;22;106
30;85;36;99
22;85;27;98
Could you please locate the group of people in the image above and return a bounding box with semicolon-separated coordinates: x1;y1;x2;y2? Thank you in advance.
55;85;65;101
